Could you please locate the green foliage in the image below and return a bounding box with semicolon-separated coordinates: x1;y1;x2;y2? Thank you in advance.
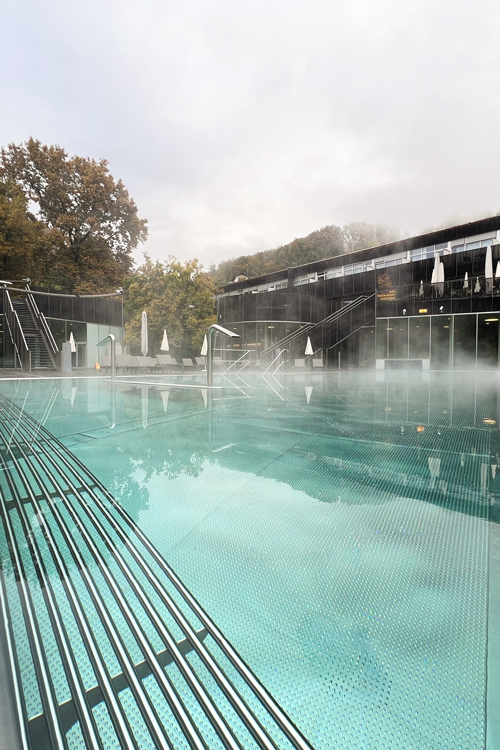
0;138;147;293
0;178;45;281
124;256;216;354
209;222;406;286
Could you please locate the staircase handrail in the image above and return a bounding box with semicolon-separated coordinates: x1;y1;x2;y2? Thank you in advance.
309;294;374;330
327;322;371;350
259;324;314;358
260;294;374;359
25;283;59;354
1;288;31;371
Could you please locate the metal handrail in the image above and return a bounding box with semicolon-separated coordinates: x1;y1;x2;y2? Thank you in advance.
221;350;251;375
97;333;116;379
207;324;241;387
262;348;287;376
1;288;31;370
260;295;374;360
259;324;314;358
25;283;58;354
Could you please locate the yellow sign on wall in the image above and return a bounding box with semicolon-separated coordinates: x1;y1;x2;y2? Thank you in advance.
377;290;396;301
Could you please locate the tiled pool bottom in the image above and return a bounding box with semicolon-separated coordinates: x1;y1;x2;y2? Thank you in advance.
0;371;498;749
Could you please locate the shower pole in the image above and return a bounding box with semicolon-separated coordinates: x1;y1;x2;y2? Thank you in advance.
206;324;241;387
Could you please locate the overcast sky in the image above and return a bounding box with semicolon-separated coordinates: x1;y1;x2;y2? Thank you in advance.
2;0;500;268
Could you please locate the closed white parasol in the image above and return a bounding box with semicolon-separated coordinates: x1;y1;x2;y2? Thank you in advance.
141;311;148;356
160;329;169;351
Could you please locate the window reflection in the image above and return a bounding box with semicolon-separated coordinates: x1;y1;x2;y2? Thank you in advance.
453;315;477;370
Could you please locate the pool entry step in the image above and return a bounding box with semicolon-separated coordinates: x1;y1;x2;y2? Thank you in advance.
0;394;313;750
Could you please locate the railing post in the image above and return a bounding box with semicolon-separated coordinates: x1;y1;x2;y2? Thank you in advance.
97;334;116;380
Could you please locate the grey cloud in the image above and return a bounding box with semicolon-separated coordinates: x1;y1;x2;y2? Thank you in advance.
1;0;500;269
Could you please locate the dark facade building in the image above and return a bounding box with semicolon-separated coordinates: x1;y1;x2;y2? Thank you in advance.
216;216;500;370
0;282;123;370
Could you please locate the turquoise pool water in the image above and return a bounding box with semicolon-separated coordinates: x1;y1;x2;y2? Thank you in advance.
0;371;499;749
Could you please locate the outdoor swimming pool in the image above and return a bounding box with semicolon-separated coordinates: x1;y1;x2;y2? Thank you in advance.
0;370;498;749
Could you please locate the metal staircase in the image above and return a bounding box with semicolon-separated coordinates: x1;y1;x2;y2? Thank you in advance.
259;324;314;360
260;295;374;362
0;282;58;370
10;298;55;369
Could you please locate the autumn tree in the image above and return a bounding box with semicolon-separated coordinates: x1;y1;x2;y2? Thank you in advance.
0;138;147;293
124;256;216;354
0;178;45;281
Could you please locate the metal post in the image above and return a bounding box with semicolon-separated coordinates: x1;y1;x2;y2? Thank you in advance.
206;324;241;387
97;334;116;380
207;329;214;388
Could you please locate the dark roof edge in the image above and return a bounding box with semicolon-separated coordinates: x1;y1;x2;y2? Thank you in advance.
220;215;500;292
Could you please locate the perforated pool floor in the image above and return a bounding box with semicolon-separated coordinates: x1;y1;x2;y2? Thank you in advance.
0;371;498;749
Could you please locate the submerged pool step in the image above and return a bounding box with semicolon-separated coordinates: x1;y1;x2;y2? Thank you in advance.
0;394;313;750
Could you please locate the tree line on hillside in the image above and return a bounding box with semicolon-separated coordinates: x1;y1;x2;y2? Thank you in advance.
208;222;407;286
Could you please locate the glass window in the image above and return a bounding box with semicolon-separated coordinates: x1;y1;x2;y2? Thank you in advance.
453;314;477;369
451;245;464;253
409;317;430;359
352;263;363;274
375;319;388;359
388;318;408;358
242;322;257;349
477;313;499;368
466;241;481;250
481;238;494;247
435;242;447;250
332;268;343;278
48;318;66;349
375;261;385;269
431;316;451;369
344;265;353;276
410;249;422;261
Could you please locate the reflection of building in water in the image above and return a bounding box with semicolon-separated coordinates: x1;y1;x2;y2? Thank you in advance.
207;373;499;520
216;215;500;370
